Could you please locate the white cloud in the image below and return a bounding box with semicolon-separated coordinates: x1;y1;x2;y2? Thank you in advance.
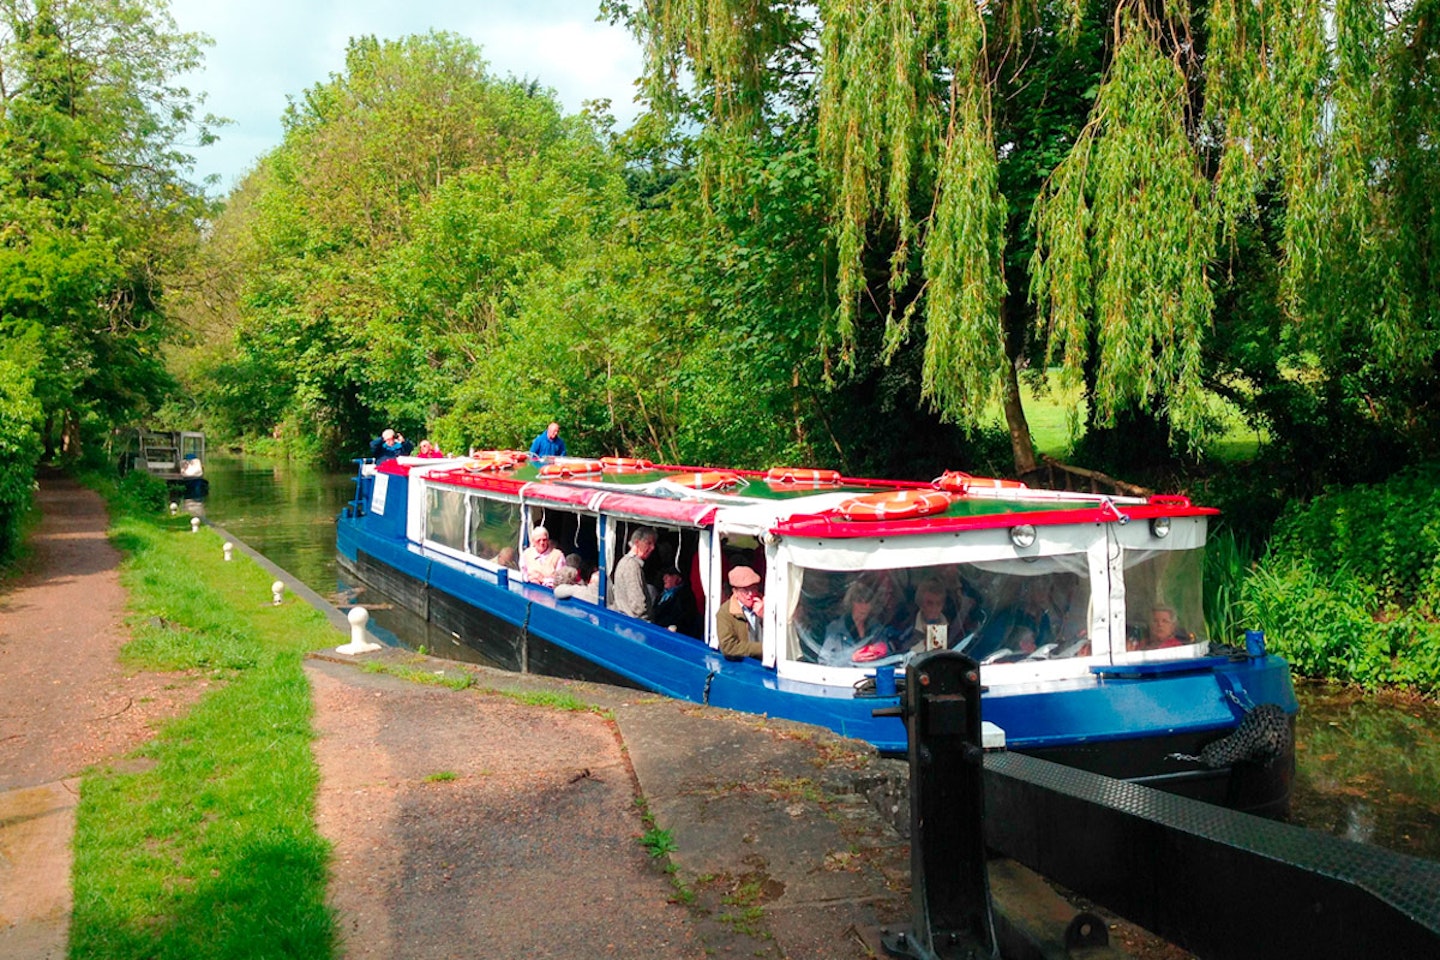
166;0;643;193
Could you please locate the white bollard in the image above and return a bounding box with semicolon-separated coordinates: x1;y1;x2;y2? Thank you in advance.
336;605;381;655
190;517;201;534
271;580;284;605
169;502;178;516
223;542;234;561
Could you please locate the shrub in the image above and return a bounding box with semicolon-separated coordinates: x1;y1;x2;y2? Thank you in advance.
116;470;170;515
1267;465;1440;613
0;358;41;564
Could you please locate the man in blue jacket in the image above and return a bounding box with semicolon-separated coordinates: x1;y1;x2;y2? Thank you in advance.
370;429;413;463
529;421;567;458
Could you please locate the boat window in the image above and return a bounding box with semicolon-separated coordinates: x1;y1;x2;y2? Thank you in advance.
1121;546;1207;650
525;506;600;575
467;495;523;568
609;520;705;638
425;486;467;552
787;558;1092;668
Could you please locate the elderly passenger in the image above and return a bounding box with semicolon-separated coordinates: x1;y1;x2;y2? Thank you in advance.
716;565;764;659
612;526;657;619
521;526;564;587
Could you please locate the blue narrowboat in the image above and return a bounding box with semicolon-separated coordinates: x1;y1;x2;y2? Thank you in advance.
337;454;1297;816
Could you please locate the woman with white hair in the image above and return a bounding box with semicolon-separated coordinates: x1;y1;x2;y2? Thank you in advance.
521;526;564;587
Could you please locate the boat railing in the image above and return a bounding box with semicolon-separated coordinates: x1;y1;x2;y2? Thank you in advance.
345;459;375;517
1020;455;1152;498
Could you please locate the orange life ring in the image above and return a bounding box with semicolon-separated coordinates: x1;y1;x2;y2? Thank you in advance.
469;451;527;466
838;489;952;521
934;470;1027;494
539;459;604;479
463;457;508;472
601;456;654;472
765;466;842;485
666;471;743;491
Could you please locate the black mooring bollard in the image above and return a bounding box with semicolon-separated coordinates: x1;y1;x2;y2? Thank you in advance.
877;650;997;960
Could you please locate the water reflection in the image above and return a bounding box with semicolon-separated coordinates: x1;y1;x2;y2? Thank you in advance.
205;454;1440;863
1291;680;1440;861
200;454;356;600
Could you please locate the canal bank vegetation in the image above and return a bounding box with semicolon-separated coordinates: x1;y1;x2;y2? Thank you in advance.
1237;469;1440;695
71;471;337;960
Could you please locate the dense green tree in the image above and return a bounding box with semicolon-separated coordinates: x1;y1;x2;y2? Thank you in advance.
186;33;626;459
0;0;216;458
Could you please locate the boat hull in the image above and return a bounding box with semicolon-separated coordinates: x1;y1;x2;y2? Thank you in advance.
338;515;1297;816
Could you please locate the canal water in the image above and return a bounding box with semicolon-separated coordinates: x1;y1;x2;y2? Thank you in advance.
199;454;1440;863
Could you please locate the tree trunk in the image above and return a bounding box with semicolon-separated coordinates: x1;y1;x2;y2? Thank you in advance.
1002;359;1037;476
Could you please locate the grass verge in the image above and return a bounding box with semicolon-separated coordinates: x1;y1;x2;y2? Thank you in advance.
69;477;339;960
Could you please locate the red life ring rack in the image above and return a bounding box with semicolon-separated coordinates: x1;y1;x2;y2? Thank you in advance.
539;459;604;479
666;471;743;491
838;489;952;521
601;456;654;472
934;470;1027;495
765;466;842;485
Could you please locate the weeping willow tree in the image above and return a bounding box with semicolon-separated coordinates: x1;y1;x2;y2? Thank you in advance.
612;0;1440;478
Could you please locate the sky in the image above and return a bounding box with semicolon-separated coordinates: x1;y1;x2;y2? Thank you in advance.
166;0;646;194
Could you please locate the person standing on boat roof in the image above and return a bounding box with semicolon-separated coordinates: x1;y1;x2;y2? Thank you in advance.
612;526;657;619
370;429;413;463
716;566;764;659
522;526;565;587
529;421;567;458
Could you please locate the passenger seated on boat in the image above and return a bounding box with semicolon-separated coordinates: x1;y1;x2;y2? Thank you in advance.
492;546;518;569
654;566;701;638
521;526;565;587
612;526;657;619
553;565;599;604
416;439;445;458
900;579;956;653
1129;604;1192;651
716;565;764;658
819;580;898;666
981;614;1042;663
969;602;1044;661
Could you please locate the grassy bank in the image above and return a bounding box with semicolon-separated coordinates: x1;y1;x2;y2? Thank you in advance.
70;474;338;960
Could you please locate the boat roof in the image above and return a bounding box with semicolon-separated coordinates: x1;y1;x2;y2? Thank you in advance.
376;456;1216;537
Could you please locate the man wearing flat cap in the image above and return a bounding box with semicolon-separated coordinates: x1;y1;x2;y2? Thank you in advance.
716;565;764;659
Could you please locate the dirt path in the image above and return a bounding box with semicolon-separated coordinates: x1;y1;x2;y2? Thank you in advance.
0;475;199;957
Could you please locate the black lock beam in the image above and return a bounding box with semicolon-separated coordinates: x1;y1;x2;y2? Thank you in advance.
880;651;998;960
982;750;1440;960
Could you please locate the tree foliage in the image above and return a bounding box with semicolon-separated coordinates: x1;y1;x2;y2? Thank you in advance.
615;0;1440;483
0;0;215;458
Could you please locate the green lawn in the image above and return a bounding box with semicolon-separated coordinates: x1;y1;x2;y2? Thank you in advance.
984;374;1264;462
70;479;338;960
